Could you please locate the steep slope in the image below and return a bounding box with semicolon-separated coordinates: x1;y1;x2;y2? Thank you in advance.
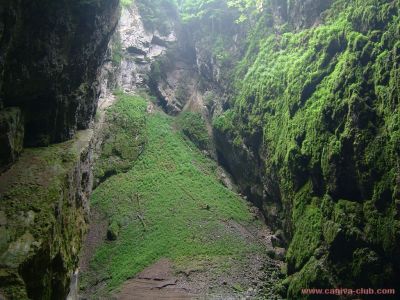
6;0;394;299
79;93;281;299
120;0;400;297
211;0;400;297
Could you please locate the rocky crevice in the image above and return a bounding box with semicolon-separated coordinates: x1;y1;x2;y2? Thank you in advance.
1;0;398;298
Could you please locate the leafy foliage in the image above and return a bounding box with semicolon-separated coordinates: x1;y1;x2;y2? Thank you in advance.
178;0;261;23
179;0;230;22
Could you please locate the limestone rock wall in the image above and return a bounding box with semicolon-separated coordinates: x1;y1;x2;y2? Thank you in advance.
0;0;119;154
0;130;94;299
0;0;120;298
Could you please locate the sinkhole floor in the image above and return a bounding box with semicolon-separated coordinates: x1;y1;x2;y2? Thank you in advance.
79;94;282;299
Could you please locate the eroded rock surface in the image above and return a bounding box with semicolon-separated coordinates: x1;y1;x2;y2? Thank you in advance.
0;130;94;299
0;0;120;298
117;3;177;92
0;0;119;152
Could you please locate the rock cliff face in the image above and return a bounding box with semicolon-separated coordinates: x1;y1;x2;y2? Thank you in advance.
118;3;178;92
0;0;119;298
0;108;24;173
287;0;333;29
0;0;119;163
211;0;400;297
0;130;94;300
2;0;396;298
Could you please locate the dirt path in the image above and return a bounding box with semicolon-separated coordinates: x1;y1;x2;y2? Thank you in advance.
114;219;284;300
79;208;284;300
117;259;194;300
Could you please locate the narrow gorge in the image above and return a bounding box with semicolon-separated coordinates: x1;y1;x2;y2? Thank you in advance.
0;0;399;299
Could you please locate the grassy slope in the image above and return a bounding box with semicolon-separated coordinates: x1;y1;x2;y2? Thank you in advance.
81;94;263;296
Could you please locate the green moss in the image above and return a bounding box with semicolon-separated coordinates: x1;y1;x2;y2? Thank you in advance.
333;200;363;231
287;205;323;272
287;256;333;300
210;0;400;296
176;112;210;151
0;107;24;169
213;109;236;133
0;269;29;300
363;200;400;254
94;93;147;183
107;220;120;241
351;248;392;286
120;0;132;8
0;129;92;299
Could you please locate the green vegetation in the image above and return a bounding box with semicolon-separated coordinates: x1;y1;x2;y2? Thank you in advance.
178;0;260;24
211;0;400;296
94;92;147;183
176;111;210;150
0;107;23;170
81;94;263;296
0;131;92;299
120;0;133;7
179;0;233;23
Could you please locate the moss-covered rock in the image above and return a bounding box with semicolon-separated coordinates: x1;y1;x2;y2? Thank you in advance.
209;0;400;296
106;220;120;241
0;130;94;299
176;112;210;151
286;256;335;299
287;204;323;273
93;93;147;185
0;107;24;172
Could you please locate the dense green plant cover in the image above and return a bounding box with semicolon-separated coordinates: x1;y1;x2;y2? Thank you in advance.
176;111;210;150
81;94;264;297
121;0;133;7
178;0;260;23
179;0;233;23
94;92;147;183
212;0;400;297
78;0;400;297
